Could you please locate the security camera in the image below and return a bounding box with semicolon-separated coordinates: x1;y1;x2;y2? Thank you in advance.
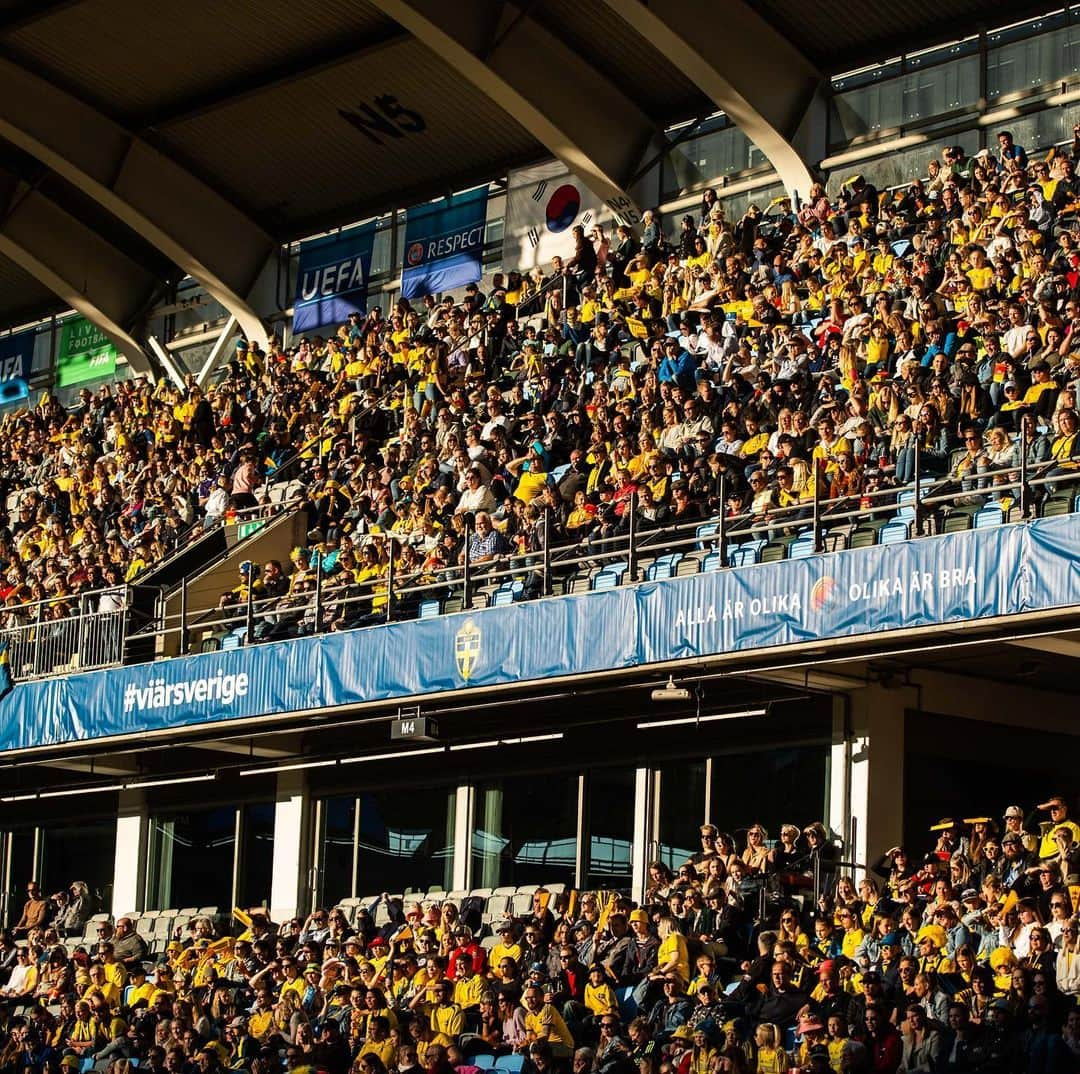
651;676;691;702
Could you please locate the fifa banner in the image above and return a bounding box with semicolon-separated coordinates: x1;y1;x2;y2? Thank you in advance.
56;318;118;388
503;160;614;273
401;187;488;300
0;327;33;405
293;223;376;333
4;513;1080;754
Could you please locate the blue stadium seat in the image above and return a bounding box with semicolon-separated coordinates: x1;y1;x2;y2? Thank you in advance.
494;1057;524;1074
695;520;719;549
617;985;638;1021
895;488;916;522
592;562;628;590
646;553;682;581
879;520;910;544
788;535;816;559
221;630;244;652
471;1058;495;1070
592;569;620;591
891;239;913;257
418;599;441;619
701;551;723;572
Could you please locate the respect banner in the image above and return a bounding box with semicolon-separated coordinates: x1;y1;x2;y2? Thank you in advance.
401;187;488;299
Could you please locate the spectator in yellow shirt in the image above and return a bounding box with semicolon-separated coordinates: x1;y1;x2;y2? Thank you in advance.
429;981;464;1047
522;985;574;1058
358;1017;397;1068
583;964;617;1017
489;923;523;972
81;964;120;1011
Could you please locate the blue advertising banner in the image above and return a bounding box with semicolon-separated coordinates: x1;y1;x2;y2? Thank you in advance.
0;328;33;405
293;224;376;332
2;514;1078;754
400;188;487;300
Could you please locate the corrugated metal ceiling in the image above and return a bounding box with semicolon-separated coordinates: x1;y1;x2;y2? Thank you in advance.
2;0;396;122
156;37;543;236
746;0;1041;70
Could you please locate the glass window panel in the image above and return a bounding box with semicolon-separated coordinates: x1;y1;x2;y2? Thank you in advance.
146;807;236;911
656;761;706;871
356;788;455;896
369;217;394;281
708;746;829;842
237;803;275;909
40;821;117;913
987;23;1080;100
584;767;635;890
319;796;357;906
721;185;786;224
831;56;979;144
660;125;768;201
472;776;577;889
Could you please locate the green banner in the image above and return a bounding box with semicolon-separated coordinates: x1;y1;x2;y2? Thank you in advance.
57;318;118;388
235;519;267;541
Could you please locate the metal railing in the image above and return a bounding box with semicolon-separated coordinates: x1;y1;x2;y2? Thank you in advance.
0;587;128;680
4;447;1077;679
151;450;1076;654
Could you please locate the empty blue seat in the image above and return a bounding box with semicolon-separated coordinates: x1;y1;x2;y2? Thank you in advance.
471;1057;496;1070
695;521;719;549
647;554;679;581
701;551;723;572
788;536;816;559
221;633;242;652
492;586;516;607
592;570;620;590
891;239;913;257
895;489;916;522
974;504;1004;528
494;1056;525;1074
418;599;441;619
879;520;910;544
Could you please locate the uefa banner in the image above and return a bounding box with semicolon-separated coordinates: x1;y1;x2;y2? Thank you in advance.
2;513;1079;753
293;223;376;332
503;160;611;273
0;327;33;405
401;187;487;299
56;317;118;388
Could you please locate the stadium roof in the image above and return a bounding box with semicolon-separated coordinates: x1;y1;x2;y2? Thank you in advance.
0;0;1059;341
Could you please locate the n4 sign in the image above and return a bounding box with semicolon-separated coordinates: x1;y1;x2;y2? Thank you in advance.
340;95;426;146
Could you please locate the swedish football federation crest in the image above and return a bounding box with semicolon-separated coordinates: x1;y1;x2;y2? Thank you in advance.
454;618;481;681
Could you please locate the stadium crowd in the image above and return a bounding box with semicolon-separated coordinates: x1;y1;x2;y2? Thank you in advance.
1;134;1080;639
0;800;1076;1074
207;133;1080;632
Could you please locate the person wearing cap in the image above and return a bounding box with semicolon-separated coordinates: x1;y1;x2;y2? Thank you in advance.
1035;796;1080;860
810;959;852;1024
488;922;522;973
915;924;954;975
448;927;484;981
1000;831;1034;890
